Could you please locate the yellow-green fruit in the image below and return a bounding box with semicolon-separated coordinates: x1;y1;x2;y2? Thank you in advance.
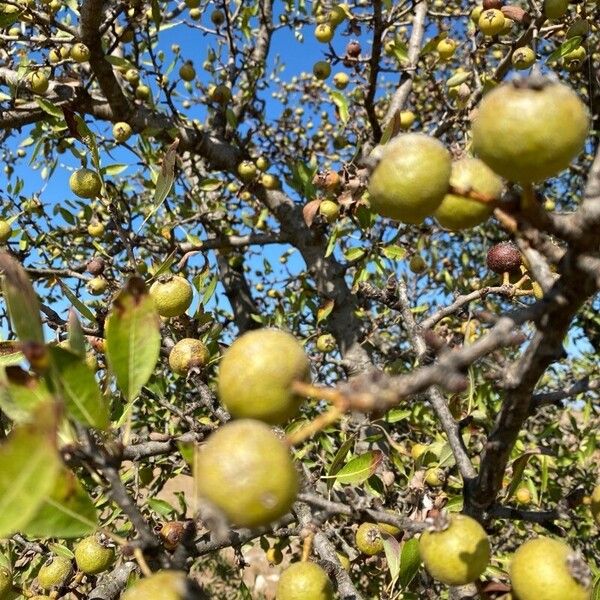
478;9;505;36
368;134;451;224
510;537;591;600
356;522;384;555
512;46;536;70
49;48;61;63
88;277;108;295
149;275;193;318
37;555;72;590
195;419;299;527
336;553;351;571
0;220;12;243
122;571;198;600
218;328;310;424
315;23;334;43
470;5;484;23
313;60;331;80
319;200;340;223
69;168;102;199
329;5;347;26
563;45;586;65
256;156;269;171
168;338;209;375
378;516;401;537
179;62;195;81
74;536;115;575
113;121;132;143
591;485;600;524
411;442;427;460
125;68;140;84
266;546;283;565
136;84;151;100
209;84;232;104
189;7;201;19
434;158;503;230
543;0;569;19
472;79;589;183
238;160;257;182
0;567;11;598
409;254;427;273
333;72;349;90
30;71;49;94
399;110;415;129
316;333;336;353
210;9;225;25
425;467;444;487
87;220;105;238
70;42;90;63
276;562;333;600
419;514;490;585
437;38;457;60
515;486;531;505
261;173;280;190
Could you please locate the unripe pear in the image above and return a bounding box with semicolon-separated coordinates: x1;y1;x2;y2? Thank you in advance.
149;275;193;318
122;570;203;600
70;42;90;63
315;23;334;43
512;46;536;69
276;562;333;600
355;522;384;555
87;277;108;295
112;121;132;143
74;535;115;575
316;333;336;353
368;134;451;224
168;338;209;375
319;200;340;223
30;71;49;94
313;60;331;80
70;168;102;199
0;220;12;243
218;328;310;424
37;555;72;590
179;62;195;81
478;9;505;36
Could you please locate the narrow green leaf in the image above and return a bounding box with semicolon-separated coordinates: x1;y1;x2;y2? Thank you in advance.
382;245;407;261
0;253;44;343
546;36;582;63
102;164;128;176
105;278;161;402
333;450;383;485
317;299;335;323
58;280;97;323
0;405;61;538
74;115;101;177
67;309;86;356
0;367;52;422
330;91;349;124
35;97;64;119
49;346;109;429
21;469;97;538
344;247;365;262
384;534;401;580
399;538;421;588
326;436;355;489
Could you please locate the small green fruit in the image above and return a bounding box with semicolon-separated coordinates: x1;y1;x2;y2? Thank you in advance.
37;555;72;590
472;78;589;183
409;254;427;273
195;419;299;528
318;200;340;223
425;467;445;487
209;84;232;104
69;168;102;199
87;277;108;295
30;71;49;94
218;328;310;424
237;160;257;182
74;535;115;575
434;158;503;230
478;9;505;36
419;513;490;585
70;42;90;62
510;537;591;600
328;5;347;26
168;338;209;375
315;23;334;43
122;570;201;600
276;562;333;600
136;84;151;100
355;522;384;555
333;72;349;89
113;121;132;143
515;486;531;505
0;220;12;243
316;333;336;353
87;220;105;238
399;110;415;129
149;275;193;318
368;133;451;224
313;60;331;80
179;62;195;81
512;46;536;70
437;37;457;60
210;9;225;25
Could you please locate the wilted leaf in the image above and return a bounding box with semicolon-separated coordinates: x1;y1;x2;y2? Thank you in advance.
49;346;109;429
105;278;161;401
0;253;44;344
399;538;421;588
0;405;61;538
334;450;383;485
384;534;401;580
22;469;97;538
317;299;335;323
303;199;321;227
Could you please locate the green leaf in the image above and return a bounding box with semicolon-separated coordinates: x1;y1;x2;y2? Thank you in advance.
58;280;97;323
0;253;44;343
0;405;61;538
382;245;407;261
35;98;64;119
67;309;86;356
317;299;335;324
384;534;401;580
147;498;175;517
0;367;53;422
399;538;421;588
49;346;109;429
105;55;136;71
74;115;101;179
546;36;582;63
0;341;23;367
446;70;471;88
344;247;366;262
198;178;223;191
330;91;349;125
21;469;97;538
333;450;383;485
102;164;128;176
151;0;161;29
326;436;355;489
105;278;161;402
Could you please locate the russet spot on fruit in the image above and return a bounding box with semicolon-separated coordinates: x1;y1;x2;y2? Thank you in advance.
149;275;193;318
472;78;589;183
434;157;503;230
368;133;451;225
510;537;591;600
276;562;334;600
419;513;490;585
168;338;209;375
218;328;310;424
195;419;299;528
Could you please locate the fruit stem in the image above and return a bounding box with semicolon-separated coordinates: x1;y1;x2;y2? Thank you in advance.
301;531;315;562
286;406;342;446
290;380;346;407
133;547;153;577
502;272;510;286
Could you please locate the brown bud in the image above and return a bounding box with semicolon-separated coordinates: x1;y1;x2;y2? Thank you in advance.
346;40;361;58
501;5;530;24
86;257;105;275
486;242;522;274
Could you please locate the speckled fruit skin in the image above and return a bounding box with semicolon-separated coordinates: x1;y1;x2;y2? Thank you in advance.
69;168;102;199
168;338;209;375
486;242;521;274
472;79;589;183
37;555;72;590
355;522;384;555
419;514;490;585
276;562;334;600
591;485;600;524
218;328;310;425
149;275;193;318
74;536;115;575
368;134;451;225
122;571;200;600
510;537;591;600
195;420;299;528
112;122;132;143
434;158;503;230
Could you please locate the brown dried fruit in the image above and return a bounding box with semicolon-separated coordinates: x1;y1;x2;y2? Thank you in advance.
486;242;521;274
